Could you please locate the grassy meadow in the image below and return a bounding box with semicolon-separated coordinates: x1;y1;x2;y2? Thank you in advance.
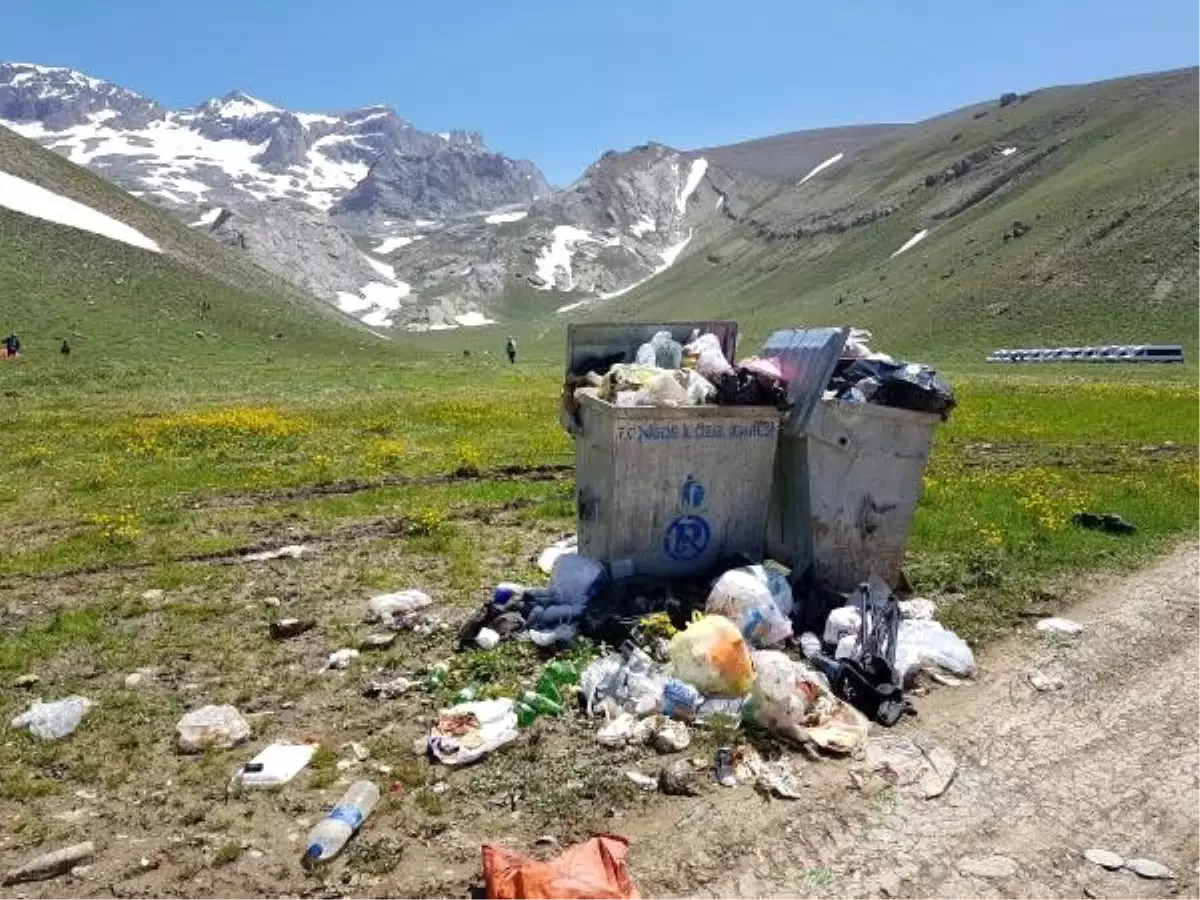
0;346;1195;895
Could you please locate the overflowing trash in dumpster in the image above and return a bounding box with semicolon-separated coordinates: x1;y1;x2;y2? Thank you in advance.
562;322;955;421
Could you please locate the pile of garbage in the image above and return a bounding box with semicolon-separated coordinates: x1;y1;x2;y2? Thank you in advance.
563;325;955;420
435;542;976;776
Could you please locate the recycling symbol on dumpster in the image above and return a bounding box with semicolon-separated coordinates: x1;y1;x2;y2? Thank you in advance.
664;475;711;561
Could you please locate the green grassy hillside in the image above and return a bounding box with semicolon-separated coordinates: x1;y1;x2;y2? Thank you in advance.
582;68;1200;361
0;125;400;367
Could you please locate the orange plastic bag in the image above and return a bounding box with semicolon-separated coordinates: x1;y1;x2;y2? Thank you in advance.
668;614;756;696
482;834;640;899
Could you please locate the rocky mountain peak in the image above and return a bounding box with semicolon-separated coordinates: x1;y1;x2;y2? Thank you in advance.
0;62;162;129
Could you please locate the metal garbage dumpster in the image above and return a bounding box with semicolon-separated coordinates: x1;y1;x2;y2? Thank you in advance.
566;322;782;578
766;397;941;591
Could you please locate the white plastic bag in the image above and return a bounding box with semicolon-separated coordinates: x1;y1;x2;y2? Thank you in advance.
368;589;433;624
705;568;793;648
679;369;716;405
427;699;518;767
11;696;92;740
549;553;607;606
684;333;734;379
893;619;975;685
632;372;691;407
747;651;868;753
823;606;861;645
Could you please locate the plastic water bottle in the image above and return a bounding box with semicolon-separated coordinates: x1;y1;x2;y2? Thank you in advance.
302;781;379;866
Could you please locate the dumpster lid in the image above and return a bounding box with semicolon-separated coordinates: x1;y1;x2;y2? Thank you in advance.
759;326;849;435
565;321;738;378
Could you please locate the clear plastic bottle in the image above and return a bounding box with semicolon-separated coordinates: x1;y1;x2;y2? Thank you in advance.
302;781;379;866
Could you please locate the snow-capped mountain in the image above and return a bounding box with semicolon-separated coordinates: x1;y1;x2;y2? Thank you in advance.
0;62;548;217
0;62;757;330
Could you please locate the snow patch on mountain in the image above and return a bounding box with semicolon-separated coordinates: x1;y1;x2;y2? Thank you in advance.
211;93;279;118
535;225;603;290
629;215;656;237
484;210;528;224
890;228;929;258
454;311;496;327
677;157;708;211
5;113;369;209
797;152;844;186
372;234;421;254
189;207;224;228
0;170;161;252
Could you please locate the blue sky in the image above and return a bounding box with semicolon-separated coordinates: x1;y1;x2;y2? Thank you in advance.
2;0;1196;184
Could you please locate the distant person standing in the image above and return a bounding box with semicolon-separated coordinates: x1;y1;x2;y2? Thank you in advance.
2;333;20;358
505;336;517;365
61;339;71;357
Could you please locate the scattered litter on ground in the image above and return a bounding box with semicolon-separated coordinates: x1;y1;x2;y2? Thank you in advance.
894;618;975;685
756;758;803;799
240;544;309;562
1072;512;1136;535
260;595;281;607
11;695;93;740
232;743;317;791
3;841;95;885
863;736;957;799
12;673;40;688
302;780;378;867
269;617;315;640
669;615;755;696
362;675;416;699
482;834;639;900
476;627;500;649
899;598;937;620
537;536;578;574
1028;670;1065;691
141;588;165;602
705;566;793;648
174;704;251;753
625;771;658;791
367;589;434;628
1084;848;1125;870
597;713;637;747
1036;617;1084;635
714;746;737;787
1125;858;1175;880
748;650;869;753
428;699;519;767
324;648;360;670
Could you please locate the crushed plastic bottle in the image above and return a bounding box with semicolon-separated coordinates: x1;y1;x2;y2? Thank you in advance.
427;661;450;688
536;661;578;701
303;781;379;867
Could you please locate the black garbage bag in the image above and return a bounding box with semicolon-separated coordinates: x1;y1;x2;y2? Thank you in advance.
714;368;789;408
832;359;956;420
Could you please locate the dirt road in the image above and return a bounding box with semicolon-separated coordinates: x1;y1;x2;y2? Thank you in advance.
628;543;1199;898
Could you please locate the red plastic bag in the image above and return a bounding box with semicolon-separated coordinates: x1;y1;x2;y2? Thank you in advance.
482;834;640;899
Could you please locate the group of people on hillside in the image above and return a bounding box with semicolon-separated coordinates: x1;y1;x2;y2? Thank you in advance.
0;334;72;359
